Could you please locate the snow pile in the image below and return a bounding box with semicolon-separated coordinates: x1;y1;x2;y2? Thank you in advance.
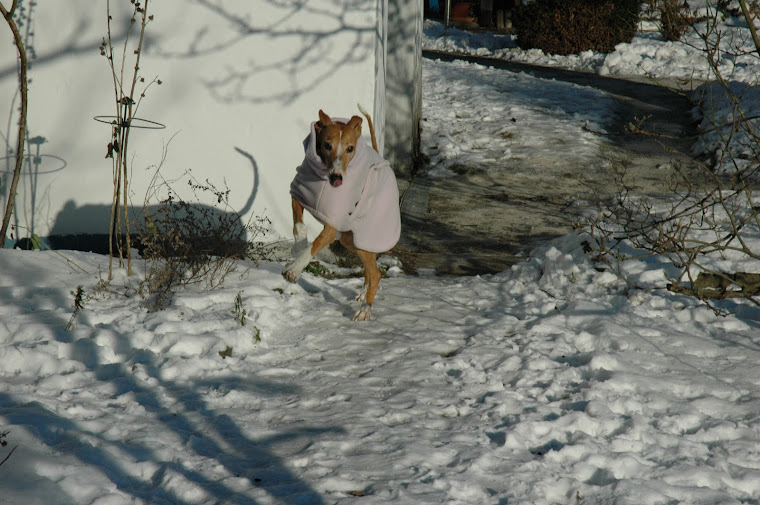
691;80;760;172
2;234;760;504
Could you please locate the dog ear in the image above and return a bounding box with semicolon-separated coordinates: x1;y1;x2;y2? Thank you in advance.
347;115;363;132
318;110;333;127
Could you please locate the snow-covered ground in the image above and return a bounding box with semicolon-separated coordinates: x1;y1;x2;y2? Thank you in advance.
423;2;760;82
420;57;616;177
3;5;760;505
423;2;760;173
4;234;760;505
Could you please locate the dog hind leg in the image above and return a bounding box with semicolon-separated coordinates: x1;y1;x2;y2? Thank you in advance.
340;232;368;302
353;249;380;321
340;232;380;321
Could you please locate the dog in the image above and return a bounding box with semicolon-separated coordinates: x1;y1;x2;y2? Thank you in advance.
283;105;401;320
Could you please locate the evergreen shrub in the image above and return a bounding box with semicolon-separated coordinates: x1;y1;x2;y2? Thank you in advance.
511;0;640;55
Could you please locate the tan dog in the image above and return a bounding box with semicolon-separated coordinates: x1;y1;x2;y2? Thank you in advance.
283;105;399;321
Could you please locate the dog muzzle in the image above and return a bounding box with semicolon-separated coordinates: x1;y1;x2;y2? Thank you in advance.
329;173;343;187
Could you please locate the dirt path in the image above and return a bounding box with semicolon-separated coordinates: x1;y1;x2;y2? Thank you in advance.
392;51;699;276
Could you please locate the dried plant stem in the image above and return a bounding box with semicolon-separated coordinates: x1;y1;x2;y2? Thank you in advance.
103;0;152;278
0;445;18;468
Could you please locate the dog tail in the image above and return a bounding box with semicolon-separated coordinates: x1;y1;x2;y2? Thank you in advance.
357;103;378;153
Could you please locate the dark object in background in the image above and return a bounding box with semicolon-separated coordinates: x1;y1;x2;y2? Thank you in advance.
511;0;640;55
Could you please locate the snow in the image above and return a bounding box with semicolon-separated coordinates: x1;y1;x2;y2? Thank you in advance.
422;3;760;174
421;58;613;177
3;5;760;505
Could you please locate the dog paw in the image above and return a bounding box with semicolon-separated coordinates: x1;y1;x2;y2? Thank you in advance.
352;303;372;321
282;266;300;283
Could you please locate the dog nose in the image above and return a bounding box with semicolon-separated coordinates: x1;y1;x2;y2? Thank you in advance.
329;173;343;187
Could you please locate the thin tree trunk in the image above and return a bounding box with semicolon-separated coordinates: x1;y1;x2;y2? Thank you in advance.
0;1;28;248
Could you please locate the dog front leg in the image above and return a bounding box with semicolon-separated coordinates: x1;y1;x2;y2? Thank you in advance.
291;222;308;257
290;198;308;256
352;249;380;321
282;225;337;283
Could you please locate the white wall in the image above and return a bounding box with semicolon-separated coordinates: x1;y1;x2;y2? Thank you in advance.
0;0;387;245
386;0;423;176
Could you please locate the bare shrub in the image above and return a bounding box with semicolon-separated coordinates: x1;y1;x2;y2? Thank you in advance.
659;0;694;41
579;156;760;311
578;1;760;312
138;173;272;310
100;0;162;278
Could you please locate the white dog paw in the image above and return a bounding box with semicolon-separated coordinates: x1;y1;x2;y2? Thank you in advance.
283;242;312;284
282;264;301;283
352;304;372;321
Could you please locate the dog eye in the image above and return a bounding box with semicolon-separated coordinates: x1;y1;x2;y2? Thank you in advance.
324;143;332;151
347;146;354;153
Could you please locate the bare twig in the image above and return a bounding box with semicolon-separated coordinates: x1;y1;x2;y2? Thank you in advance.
0;445;18;468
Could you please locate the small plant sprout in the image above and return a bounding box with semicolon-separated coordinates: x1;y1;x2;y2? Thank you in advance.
65;286;86;331
252;325;261;344
0;430;17;469
232;291;247;327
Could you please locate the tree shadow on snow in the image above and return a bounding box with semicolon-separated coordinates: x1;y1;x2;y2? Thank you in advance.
0;272;340;505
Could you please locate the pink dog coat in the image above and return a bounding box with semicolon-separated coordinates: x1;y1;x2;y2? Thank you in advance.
290;120;401;253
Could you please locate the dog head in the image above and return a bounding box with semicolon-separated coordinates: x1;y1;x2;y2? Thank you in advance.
314;110;363;187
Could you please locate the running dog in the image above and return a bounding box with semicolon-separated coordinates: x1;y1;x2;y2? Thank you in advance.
283;105;400;320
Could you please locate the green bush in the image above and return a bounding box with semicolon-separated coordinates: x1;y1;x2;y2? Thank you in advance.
512;0;640;55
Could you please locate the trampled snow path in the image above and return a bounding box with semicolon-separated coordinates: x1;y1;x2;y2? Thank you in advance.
420;56;614;177
2;236;760;504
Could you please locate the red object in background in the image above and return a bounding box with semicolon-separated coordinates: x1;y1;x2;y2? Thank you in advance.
451;2;475;22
